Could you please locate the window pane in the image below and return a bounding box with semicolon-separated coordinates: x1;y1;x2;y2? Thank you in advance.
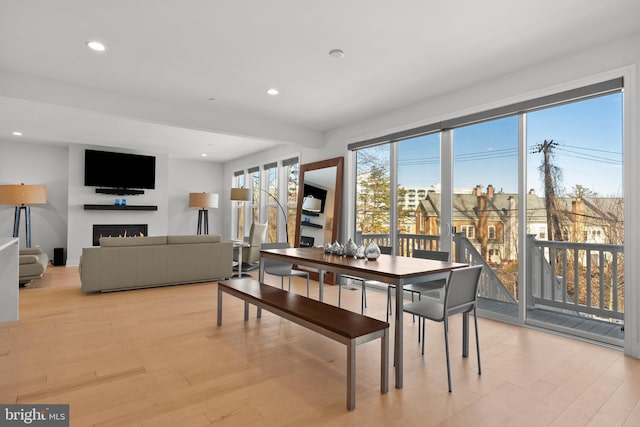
398;133;440;255
526;92;624;335
453;116;519;318
355;145;391;247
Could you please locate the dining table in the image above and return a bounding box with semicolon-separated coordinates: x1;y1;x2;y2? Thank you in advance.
259;246;467;389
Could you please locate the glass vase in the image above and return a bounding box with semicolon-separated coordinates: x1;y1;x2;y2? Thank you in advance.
364;241;381;261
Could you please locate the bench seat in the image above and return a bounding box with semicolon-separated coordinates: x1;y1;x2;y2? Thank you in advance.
217;278;389;411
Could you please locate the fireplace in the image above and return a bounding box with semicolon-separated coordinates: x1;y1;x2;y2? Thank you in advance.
93;224;148;246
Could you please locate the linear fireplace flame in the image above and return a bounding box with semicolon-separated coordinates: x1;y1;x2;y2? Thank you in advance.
93;224;148;246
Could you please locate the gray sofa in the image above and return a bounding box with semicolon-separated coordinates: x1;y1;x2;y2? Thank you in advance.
19;246;49;284
79;234;233;293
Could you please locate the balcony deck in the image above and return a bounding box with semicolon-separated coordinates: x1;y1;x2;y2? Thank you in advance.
478;297;624;342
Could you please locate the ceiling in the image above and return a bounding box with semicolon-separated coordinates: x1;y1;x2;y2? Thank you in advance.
1;1;639;162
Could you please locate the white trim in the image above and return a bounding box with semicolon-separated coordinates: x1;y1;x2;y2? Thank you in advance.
622;64;638;358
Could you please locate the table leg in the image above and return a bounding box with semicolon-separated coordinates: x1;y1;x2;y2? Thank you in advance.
395;282;403;388
259;257;264;283
318;270;325;302
217;288;223;326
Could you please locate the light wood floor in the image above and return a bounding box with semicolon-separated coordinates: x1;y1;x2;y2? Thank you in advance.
2;267;640;426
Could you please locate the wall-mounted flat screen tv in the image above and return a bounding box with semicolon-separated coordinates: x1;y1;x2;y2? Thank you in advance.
84;149;156;189
303;183;327;213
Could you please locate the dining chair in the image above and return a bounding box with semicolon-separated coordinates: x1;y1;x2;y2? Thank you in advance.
402;265;483;392
339;245;392;315
403;250;450;339
261;242;310;297
234;222;267;272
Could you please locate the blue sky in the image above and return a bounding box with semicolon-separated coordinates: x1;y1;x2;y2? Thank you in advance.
396;93;623;197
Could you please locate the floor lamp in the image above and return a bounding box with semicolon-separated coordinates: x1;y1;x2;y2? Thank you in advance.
189;192;218;235
232;187;291;243
0;183;47;248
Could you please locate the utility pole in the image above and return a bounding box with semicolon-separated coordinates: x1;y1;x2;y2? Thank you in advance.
533;139;564;241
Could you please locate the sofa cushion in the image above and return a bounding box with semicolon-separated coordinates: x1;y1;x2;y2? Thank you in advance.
100;236;167;247
167;234;221;244
19;255;39;264
19;246;43;255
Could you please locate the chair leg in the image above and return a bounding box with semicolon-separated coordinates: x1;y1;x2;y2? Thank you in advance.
444;318;452;392
417;293;421;342
474;308;481;376
280;277;284;290
421;318;426;355
338;280;342;307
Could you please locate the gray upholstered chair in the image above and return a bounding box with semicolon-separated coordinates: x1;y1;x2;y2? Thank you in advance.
403;265;483;392
403;249;450;340
235;222;267;271
261;242;310;296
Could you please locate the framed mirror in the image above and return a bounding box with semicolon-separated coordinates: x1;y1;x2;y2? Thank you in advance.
294;157;344;282
295;156;344;249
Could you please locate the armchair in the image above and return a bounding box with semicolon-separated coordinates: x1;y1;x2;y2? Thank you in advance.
19;246;49;285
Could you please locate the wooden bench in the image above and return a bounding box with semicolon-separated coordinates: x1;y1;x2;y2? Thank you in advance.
217;278;389;411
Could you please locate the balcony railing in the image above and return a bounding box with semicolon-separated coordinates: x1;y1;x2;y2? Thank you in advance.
526;234;624;322
356;232;624;325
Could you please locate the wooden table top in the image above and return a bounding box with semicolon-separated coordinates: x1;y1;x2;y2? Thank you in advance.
260;247;467;282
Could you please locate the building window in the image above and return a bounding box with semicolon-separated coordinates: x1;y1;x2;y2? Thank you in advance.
461;225;475;239
488;225;496;240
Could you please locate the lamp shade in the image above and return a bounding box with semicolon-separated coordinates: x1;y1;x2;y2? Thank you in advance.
0;184;47;205
230;187;251;201
302;195;322;212
189;192;219;209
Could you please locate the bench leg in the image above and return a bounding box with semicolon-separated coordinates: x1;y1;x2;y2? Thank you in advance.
347;340;356;411
217;287;223;326
244;301;249;321
381;328;389;394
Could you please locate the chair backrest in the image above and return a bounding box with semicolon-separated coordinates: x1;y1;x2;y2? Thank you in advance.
244;222;268;264
379;245;393;255
413;249;449;262
260;242;292;270
443;265;483;318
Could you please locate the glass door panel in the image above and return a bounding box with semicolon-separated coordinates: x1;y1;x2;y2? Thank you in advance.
355;145;391;248
397;134;441;256
525;93;624;345
453;116;520;319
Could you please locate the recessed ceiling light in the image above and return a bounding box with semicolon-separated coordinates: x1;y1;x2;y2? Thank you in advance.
12;131;22;136
201;153;208;157
266;88;279;96
329;49;344;58
86;40;106;52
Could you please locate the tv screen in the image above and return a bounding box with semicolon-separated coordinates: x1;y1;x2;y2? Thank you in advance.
303;183;327;213
84;149;156;189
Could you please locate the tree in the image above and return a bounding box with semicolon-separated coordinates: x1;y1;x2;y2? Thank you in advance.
357;164;391;233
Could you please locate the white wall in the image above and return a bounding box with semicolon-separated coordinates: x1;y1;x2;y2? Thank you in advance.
168;158;225;236
0;140;68;258
1;140;224;265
